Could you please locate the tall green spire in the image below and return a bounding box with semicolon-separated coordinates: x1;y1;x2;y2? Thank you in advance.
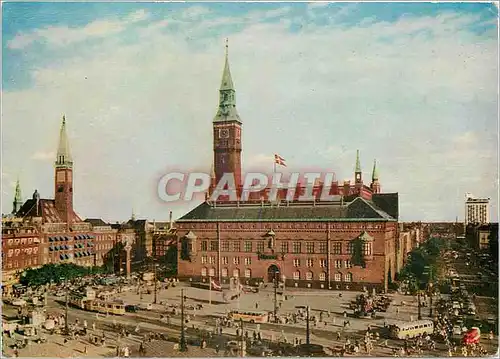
220;38;234;91
213;38;241;123
12;179;23;214
372;159;379;181
355;149;361;173
55;115;73;168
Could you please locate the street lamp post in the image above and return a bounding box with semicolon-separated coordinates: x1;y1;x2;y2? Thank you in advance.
180;288;187;352
296;305;311;346
306;305;310;345
274;271;279;322
417;291;422;320
239;318;244;357
153;264;158;304
65;291;69;334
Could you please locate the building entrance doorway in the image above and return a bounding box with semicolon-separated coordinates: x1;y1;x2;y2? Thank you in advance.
267;265;280;282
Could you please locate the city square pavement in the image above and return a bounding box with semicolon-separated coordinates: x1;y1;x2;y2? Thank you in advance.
3;283;498;357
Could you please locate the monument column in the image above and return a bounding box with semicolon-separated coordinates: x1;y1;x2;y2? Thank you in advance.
125;242;132;279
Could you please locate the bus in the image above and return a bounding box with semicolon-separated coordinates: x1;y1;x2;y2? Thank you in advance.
389;320;434;339
84;299;125;315
228;310;269;323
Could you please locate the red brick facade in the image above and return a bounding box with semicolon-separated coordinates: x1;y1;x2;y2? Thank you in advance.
177;217;397;292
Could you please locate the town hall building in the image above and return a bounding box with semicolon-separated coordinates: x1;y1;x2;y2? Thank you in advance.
176;44;400;292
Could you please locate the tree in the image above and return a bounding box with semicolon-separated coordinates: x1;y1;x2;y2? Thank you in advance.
20;263;102;287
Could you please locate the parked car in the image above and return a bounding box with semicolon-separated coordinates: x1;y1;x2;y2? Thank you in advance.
138;303;152;311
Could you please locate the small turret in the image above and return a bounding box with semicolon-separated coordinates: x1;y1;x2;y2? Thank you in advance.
354;149;362;185
370;159;381;194
12;179;23;215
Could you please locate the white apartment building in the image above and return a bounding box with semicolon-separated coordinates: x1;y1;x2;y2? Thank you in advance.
465;194;490;225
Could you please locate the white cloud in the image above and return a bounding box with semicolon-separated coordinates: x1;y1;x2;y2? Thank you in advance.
31;151;56;161
7;9;148;50
2;6;497;222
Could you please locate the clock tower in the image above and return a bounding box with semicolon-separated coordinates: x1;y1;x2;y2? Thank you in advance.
54;115;74;226
213;40;242;191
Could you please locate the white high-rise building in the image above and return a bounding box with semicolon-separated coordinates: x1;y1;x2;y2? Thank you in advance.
465;193;490;225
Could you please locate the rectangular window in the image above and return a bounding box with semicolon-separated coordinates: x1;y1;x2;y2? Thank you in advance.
346;242;354;255
210;241;219;251
318;241;327;253
319;259;327;268
232;241;241;252
201;241;208;251
363;242;372;255
306;242;314;254
256;241;265;253
222;257;228;265
293;258;300;267
244;257;252;265
332;242;342;255
209;256;216;264
244;241;252;252
280;242;289;253
344;273;352;282
233;257;240;265
221;241;230;252
334;260;342;269
344;260;352;269
306;259;313;267
292;242;301;254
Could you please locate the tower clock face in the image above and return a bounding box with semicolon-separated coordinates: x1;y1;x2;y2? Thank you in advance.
219;128;230;139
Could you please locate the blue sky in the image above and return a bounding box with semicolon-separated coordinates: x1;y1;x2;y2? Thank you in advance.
2;2;498;223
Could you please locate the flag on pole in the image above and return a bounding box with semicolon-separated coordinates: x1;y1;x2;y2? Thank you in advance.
274;154;287;167
211;278;222;291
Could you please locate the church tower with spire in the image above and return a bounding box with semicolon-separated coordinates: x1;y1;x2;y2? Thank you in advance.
54;115;74;225
12;179;23;215
370;159;381;194
213;39;242;193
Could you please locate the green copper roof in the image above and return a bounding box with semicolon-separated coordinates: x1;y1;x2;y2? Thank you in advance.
213;40;241;124
55;115;73;167
220;41;234;91
372;159;379;181
355;149;361;173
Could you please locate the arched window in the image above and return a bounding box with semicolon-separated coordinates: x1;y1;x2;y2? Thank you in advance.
306;271;313;281
209;268;215;277
245;268;251;278
232;268;240;278
222;268;228;277
334;273;342;282
319;272;326;281
293;271;300;280
201;267;207;277
345;273;353;282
